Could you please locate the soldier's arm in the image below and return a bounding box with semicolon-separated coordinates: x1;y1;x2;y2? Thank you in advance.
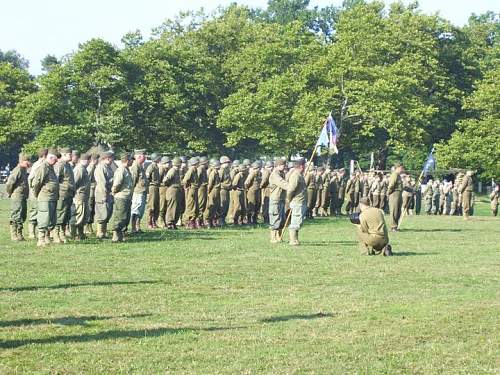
31;166;46;197
111;169;123;194
182;168;192;188
5;168;19;196
68;167;76;195
244;172;254;189
74;166;83;190
231;173;240;189
387;174;396;194
286;174;298;202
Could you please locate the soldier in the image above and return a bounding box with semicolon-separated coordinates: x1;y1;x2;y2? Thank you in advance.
490;183;499;216
218;156;232;226
94;151;114;239
345;173;356;215
111;153;133;242
314;167;324;217
245;161;262;224
6;153;30;241
380;174;389;214
67;150;80;238
196;157;209;228
27;148;48;239
177;156;187;225
268;159;288;243
423;179;434;214
231;162;246;225
31;149;59;247
286;158;307;246
163;157;182;229
387;163;403;231
53;148;75;244
205;159;221;228
182;157;200;229
355;197;392;256
337;168;347;216
459;170;474;220
158;156;171;228
260;160;273;224
146;153;161;229
241;159;251;222
227;160;240;222
320;167;331;216
370;173;382;208
130;149;148;233
432;179;441;215
414;178;422;215
443;180;453;215
73;153;91;240
305;165;316;219
401;174;414;215
329;171;339;216
85;153;99;234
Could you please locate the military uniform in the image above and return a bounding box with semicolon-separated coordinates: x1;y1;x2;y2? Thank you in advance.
314;172;323;217
111;155;133;242
370;177;382;208
423;182;433;214
431;181;440;215
337;173;347;216
130;152;148;233
31;156;60;247
182;158;200;228
305;169;316;219
268;161;288;243
245;163;262;224
231;166;246;225
320;171;330;216
401;178;414;215
204;160;221;227
286;162;307;246
6;156;29;241
196;158;209;227
329;173;339;216
94;155;114;238
260;163;272;224
218;157;232;226
490;188;499;216
387;171;403;230
163;158;182;229
27;156;46;238
380;176;389;213
73;158;91;240
358;206;389;255
146;155;161;228
459;173;474;219
53;151;75;243
158;157;170;228
86;156;98;233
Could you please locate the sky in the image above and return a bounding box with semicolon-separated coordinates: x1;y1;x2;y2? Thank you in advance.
1;0;498;75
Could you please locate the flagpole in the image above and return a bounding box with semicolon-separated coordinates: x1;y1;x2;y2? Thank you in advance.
277;115;331;242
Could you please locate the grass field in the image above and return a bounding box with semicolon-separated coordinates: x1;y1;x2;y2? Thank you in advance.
0;195;498;374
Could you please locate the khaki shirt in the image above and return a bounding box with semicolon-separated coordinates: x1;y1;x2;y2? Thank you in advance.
387;173;402;195
94;162;113;201
112;165;133;199
245;169;261;191
54;160;75;199
73;163;90;202
269;170;288;201
286;169;307;204
6;165;29;200
146;162;161;187
31;161;59;202
164;167;181;189
130;162;148;194
182;166;199;189
360;207;389;241
219;166;232;190
207;167;221;195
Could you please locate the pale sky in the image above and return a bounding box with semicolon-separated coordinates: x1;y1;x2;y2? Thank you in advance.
1;0;498;75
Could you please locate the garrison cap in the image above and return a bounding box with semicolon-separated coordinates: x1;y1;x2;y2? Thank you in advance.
220;156;231;164
274;159;286;166
265;160;274;168
160;156;170;164
172;157;182;167
101;151;114;159
18;153;31;162
47;148;58;157
59;147;72;154
120;153;131;162
80;153;90;160
188;157;199;167
199;156;209;165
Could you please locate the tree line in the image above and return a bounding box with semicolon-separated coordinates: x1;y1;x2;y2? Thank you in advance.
0;0;498;179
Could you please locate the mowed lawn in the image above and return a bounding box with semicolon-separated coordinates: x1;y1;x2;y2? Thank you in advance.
0;195;498;374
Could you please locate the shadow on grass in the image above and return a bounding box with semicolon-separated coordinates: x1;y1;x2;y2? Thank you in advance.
304;240;357;246
0;280;162;292
392;251;438;256
260;312;336;323
0;325;244;349
401;228;463;233
0;313;151;328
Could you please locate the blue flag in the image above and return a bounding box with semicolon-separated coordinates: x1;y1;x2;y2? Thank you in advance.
423;148;436;176
315;114;339;155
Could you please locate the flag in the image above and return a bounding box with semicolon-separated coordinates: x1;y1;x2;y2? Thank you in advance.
423;148;436;176
315;113;339;155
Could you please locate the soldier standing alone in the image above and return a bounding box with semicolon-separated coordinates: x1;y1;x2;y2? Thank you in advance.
286;158;307;246
387;163;403;231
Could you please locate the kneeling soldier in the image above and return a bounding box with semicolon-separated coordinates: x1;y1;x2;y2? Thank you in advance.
6;153;31;241
355;197;392;256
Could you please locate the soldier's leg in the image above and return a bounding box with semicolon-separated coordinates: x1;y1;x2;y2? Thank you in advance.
10;199;23;241
28;197;38;239
159;187;167;228
288;201;305;246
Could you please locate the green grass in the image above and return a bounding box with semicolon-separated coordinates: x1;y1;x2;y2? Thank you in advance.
0;195;498;374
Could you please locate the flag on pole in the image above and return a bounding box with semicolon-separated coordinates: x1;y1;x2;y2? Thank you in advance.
423;148;436;176
315;113;339;155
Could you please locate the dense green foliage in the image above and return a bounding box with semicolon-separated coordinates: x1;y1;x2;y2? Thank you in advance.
0;1;498;176
0;197;498;372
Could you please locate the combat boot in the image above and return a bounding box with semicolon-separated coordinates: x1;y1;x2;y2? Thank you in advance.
85;223;93;235
112;230;120;243
121;231;127;242
288;229;299;246
69;224;77;240
147;212;154;229
16;225;26;241
270;230;279;244
136;219;143;233
130;215;138;234
44;230;52;245
28;222;36;239
52;226;63;244
10;224;18;241
95;223;104;239
59;225;68;243
37;231;47;247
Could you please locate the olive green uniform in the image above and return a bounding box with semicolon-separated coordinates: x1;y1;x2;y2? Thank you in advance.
402;180;414;215
231;168;246;224
370;179;382;208
205;167;221;224
163;166;182;227
358;207;389;254
73;163;90;237
130;161;148;221
387;172;403;230
260;168;271;223
490;190;499;216
218;166;232;224
146;161;161;227
329;175;339;216
54;160;75;230
197;165;208;223
86;162;97;229
27;159;45;236
245;169;262;224
111;165;133;234
6;165;29;239
337;177;347;215
269;169;288;230
94;162;114;225
459;175;473;219
31;161;59;237
305;171;316;218
432;183;440;215
158;163;169;227
182;166;199;224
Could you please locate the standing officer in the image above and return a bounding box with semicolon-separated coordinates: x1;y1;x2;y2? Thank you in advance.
146;153;161;229
182;157;200;229
387;163;403;231
73;153;91;240
130;149;148;233
401;174;414;215
197;157;209;228
305;165;316;219
94;151;114;239
370;173;382;208
6;153;30;241
163;157;182;229
260;160;273;224
53;148;75;244
31;149;59;247
158;156;170;228
268;159;288;243
286;158;307;246
245;161;262;224
218;156;232;226
27;148;48;239
85;153;99;234
205;159;221;228
460;170;474;220
111;153;133;242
